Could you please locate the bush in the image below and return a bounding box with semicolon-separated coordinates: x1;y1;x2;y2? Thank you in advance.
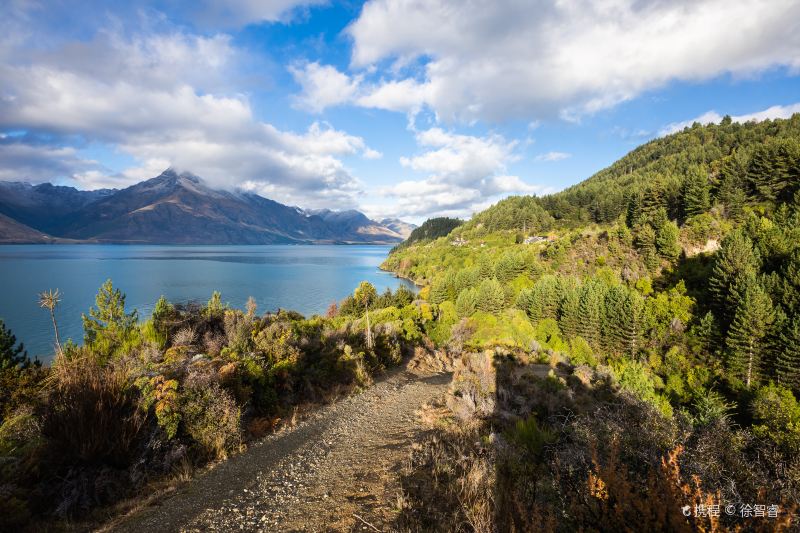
751;383;800;451
181;383;241;460
40;356;145;466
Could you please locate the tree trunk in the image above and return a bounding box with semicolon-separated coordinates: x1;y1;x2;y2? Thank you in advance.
51;310;63;356
365;305;373;350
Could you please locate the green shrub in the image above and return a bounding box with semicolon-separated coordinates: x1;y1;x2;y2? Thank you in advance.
181;383;241;460
751;383;800;450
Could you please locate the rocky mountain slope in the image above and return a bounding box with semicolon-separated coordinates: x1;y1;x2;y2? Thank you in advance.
0;170;411;244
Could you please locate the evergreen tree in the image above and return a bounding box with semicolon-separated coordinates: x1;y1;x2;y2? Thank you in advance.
576;280;605;349
777;249;800;313
495;251;525;282
655;219;681;261
204;291;225;318
682;166;711;217
0;319;28;370
476;278;505;314
430;275;452;304
625;190;644;227
603;286;643;356
393;285;415;307
82;279;139;356
558;281;582;339
477;256;495;280
747;142;778;201
776;316;800;391
152;295;176;342
454;268;478;293
635;224;659;270
456;287;479;318
726;278;774;388
520;274;561;322
709;231;760;330
715;151;747;213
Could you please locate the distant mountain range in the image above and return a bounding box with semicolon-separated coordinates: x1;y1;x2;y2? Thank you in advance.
0;169;415;244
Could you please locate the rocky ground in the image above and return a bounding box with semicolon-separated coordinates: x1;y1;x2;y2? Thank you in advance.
105;365;451;533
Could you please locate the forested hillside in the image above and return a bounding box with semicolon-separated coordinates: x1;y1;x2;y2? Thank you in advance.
383;115;800;530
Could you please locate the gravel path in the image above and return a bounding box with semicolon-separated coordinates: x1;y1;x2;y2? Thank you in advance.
108;368;451;533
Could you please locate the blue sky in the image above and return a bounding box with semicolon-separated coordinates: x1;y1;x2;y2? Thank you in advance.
1;1;799;223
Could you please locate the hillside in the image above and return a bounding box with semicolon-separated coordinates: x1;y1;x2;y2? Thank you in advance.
0;213;57;243
0;170;410;244
379;115;800;530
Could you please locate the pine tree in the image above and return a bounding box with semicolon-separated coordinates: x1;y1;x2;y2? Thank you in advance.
477;256;495;280
635;224;659;270
747;143;777;201
495;251;525;282
82;279;139;356
603;286;643;356
558;281;582;339
454;268;478;293
709;231;760;331
476;278;505;314
520;274;561;322
776;316;800;391
430;276;452;304
577;280;605;349
456;287;479;318
779;249;800;314
625;190;644;227
655;219;681;261
682;166;711;218
0;319;28;370
726;278;774;388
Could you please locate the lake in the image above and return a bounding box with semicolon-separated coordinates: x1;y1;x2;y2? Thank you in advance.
0;244;414;362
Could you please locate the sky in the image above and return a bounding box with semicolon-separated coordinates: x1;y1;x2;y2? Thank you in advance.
1;1;799;224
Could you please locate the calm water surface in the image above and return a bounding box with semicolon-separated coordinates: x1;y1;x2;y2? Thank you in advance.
0;244;414;361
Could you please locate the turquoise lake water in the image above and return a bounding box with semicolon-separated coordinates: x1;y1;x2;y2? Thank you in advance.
0;244;414;361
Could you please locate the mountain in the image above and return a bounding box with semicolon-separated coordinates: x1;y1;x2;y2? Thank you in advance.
0;182;115;235
0;170;412;244
0;212;58;243
379;218;417;239
307;208;407;242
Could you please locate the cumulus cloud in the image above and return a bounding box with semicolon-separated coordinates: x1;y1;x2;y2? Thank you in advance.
0;23;378;209
290;62;361;113
659;102;800;136
378;127;546;218
325;0;800;122
0;137;101;183
535;151;571;162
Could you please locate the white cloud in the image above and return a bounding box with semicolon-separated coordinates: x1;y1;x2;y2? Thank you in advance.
290;62;361;113
189;0;326;27
659;102;800;136
0;141;99;182
0;28;378;209
362;147;383;160
535;151;571;162
338;0;800;122
378;127;545;218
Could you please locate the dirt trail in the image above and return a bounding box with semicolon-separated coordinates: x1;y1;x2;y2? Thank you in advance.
108;367;451;533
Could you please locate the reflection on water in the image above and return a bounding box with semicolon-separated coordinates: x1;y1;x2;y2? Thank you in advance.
0;244;414;361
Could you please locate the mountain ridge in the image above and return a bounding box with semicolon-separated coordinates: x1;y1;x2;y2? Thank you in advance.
0;169;414;244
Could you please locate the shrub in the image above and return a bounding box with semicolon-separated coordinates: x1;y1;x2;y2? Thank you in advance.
751;383;800;451
181;383;241;460
40;356;145;466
